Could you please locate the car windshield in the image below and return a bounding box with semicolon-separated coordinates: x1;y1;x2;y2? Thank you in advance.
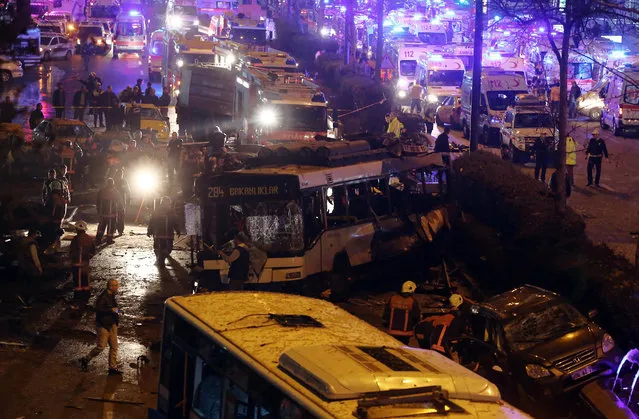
514;113;554;128
274;105;328;132
428;70;464;87
116;22;143;37
79;27;102;39
399;60;417;77
504;303;588;351
39;25;61;33
623;84;639;105
90;5;119;19
55;124;91;137
418;32;447;45
174;5;197;15
228;201;304;256
486;91;527;111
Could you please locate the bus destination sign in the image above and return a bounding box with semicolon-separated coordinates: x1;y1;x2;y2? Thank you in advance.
204;175;300;201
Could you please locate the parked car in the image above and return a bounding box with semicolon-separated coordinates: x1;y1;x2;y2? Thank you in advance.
435;95;461;127
33;119;93;146
39;35;73;61
577;79;607;121
0;55;23;82
454;285;615;401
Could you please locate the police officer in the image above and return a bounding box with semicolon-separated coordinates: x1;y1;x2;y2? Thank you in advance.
69;220;96;296
382;281;421;344
218;232;251;291
147;196;181;267
586;129;609;187
113;169;130;235
96;178;123;245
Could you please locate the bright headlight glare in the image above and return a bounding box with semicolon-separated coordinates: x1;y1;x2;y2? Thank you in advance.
133;168;159;193
258;107;277;126
427;94;439;103
397;79;409;89
194;19;200;26
397;90;407;99
177;59;184;68
227;53;236;64
168;15;183;29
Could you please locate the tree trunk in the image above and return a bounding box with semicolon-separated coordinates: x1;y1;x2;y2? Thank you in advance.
375;0;383;80
344;0;356;65
317;0;325;35
555;28;570;214
469;0;483;151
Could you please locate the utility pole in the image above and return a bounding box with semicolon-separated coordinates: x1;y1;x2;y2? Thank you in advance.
469;0;484;151
375;0;383;80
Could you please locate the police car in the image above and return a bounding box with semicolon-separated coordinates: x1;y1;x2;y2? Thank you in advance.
500;94;557;163
40;34;73;61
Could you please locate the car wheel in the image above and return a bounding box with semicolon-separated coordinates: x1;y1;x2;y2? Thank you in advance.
613;119;622;136
0;71;11;83
43;51;51;61
590;109;601;121
65;50;72;60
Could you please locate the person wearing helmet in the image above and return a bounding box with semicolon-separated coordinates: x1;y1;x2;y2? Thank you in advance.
217;231;251;290
166;133;183;185
585;129;609;187
415;293;469;360
382;281;421;344
96;178;124;245
41;168;67;249
69;220;96;295
147;196;181;267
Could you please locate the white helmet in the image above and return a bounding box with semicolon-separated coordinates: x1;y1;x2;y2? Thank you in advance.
401;281;417;294
75;220;88;232
449;294;464;309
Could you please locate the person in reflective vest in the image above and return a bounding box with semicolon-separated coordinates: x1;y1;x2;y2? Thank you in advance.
565;135;577;186
415;294;467;360
96;178;123;245
218;232;251;291
69;220;96;295
382;281;421;344
147;196;180;267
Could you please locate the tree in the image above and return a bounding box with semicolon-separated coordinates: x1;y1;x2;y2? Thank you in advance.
490;0;635;213
374;0;384;80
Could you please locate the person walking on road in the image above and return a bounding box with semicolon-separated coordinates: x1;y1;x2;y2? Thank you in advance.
96;178;123;245
550;82;561;115
69;220;96;298
29;103;44;129
409;83;423;114
80;279;121;375
147;196;181;267
569;81;581;119
73;85;89;122
566;135;577;186
217;232;251;290
586;129;609;187
81;39;93;72
113;169;130;236
533;136;550;183
53;83;66;118
91;82;104;127
382;281;421;344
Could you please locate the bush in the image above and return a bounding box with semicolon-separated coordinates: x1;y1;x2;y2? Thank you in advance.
451;152;639;348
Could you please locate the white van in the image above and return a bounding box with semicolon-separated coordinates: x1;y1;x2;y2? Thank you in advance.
415;54;465;104
600;65;639;136
460;69;528;145
113;13;147;58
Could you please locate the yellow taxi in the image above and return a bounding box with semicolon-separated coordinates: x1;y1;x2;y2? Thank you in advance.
124;103;170;143
32;118;93;145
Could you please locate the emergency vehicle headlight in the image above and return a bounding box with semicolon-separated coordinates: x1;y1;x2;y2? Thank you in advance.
194;19;200;26
168;15;183;29
320;27;330;37
397;79;409;89
40;47;43;52
257;107;277;126
397;90;407;99
133;167;160;194
427;94;438;103
177;59;184;68
68;23;75;31
96;39;103;45
227;53;236;65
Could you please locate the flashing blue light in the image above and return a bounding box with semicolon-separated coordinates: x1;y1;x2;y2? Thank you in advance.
445;10;455;17
503;31;511;36
339;5;346;13
392;26;405;33
129;10;140;16
539;26;545;32
494;15;500;21
431;18;441;24
611;50;626;59
383;19;392;26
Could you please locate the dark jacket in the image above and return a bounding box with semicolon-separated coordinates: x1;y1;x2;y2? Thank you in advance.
570;84;582;101
96;186;123;216
100;91;119;108
29;109;44;129
52;88;65;107
228;244;250;282
533;136;550;156
95;289;118;329
434;133;450;152
0;101;16;123
142;93;157;105
158;93;171;108
586;137;609;158
148;208;180;238
73;90;89;107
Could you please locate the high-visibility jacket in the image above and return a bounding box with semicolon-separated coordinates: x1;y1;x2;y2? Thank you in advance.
415;313;465;354
550;86;561;102
382;294;420;337
566;136;577;166
387;117;404;138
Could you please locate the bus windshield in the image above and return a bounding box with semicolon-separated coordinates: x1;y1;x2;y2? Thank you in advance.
90;5;119;19
274;105;328;132
428;70;464;86
228;200;304;256
400;60;417;76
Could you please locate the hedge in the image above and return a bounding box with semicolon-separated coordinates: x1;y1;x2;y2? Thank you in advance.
451;152;639;348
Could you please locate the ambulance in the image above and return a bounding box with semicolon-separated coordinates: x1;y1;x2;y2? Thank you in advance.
460;69;528;145
600;64;639;136
409;21;450;46
113;12;147;58
415;54;466;104
394;43;434;100
482;53;528;84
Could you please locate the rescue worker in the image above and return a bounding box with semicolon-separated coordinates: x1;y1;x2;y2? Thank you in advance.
415;294;468;360
385;112;404;138
566;135;577;186
586;129;608;187
96;178;123;245
382;281;421;344
166;133;182;184
423;102;437;135
147;196;181;267
69;221;96;296
218;232;251;291
113;169;130;236
16;230;43;306
58;164;71;204
80;279;121;375
41;169;57;206
409;83;423;114
434;126;451;165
